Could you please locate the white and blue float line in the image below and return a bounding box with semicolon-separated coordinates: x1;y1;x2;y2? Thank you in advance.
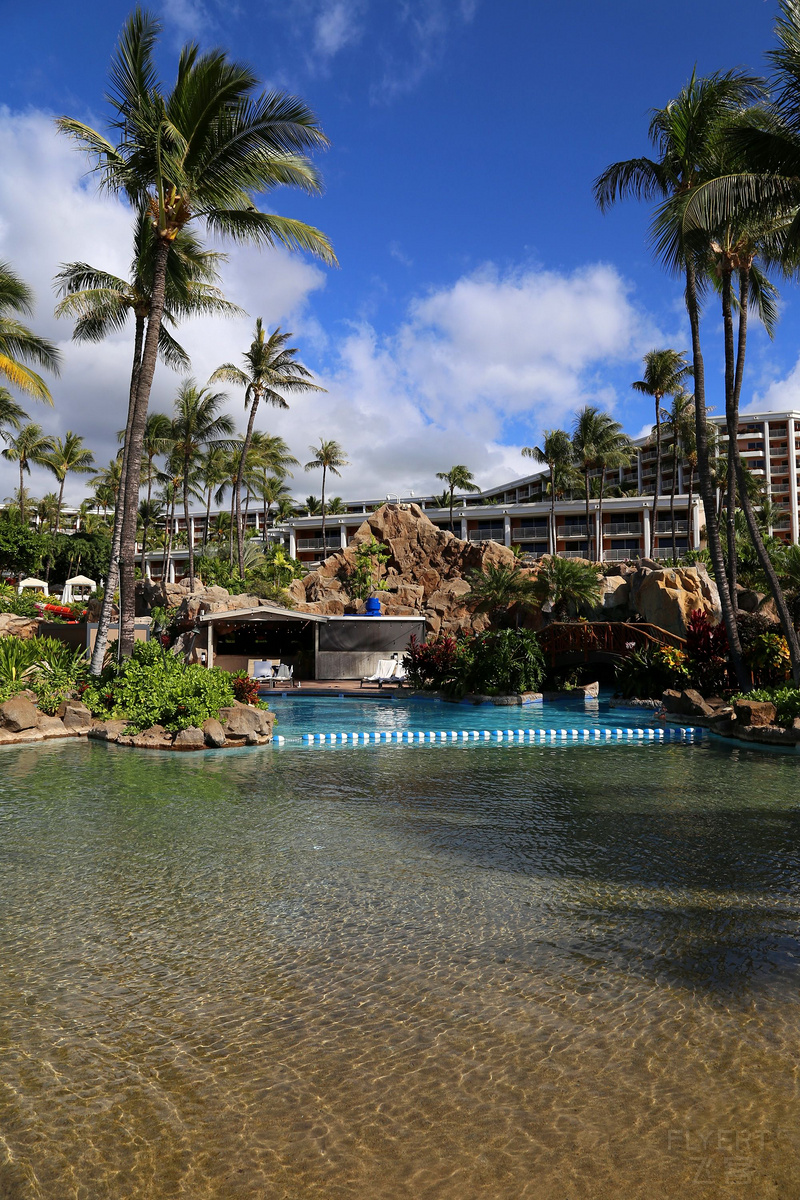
292;726;706;747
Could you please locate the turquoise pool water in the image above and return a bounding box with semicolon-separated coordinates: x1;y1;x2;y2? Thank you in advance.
267;692;668;741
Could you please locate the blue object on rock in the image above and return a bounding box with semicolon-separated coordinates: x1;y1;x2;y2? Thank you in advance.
365;597;381;616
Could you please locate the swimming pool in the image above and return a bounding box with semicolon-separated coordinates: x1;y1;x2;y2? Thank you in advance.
267;692;702;745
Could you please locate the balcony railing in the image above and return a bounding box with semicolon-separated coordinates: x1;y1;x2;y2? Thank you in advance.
606;521;642;536
653;520;688;533
560;548;590;559
558;524;589;538
297;537;342;551
604;549;640;562
467;529;504;543
512;527;548;542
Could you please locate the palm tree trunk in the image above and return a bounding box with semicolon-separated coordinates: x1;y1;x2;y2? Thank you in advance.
584;470;590;561
651;395;661;557
164;494;176;584
119;237;171;658
229;479;236;568
321;464;327;546
203;488;212;550
161;502;170;582
90;316;145;674
597;467;606;562
670;441;678;563
685;256;747;688
687;463;695;551
549;466;556;555
140;465;153;576
184;455;194;591
721;265;738;601
19;461;25;524
235;393;261;579
727;268;800;684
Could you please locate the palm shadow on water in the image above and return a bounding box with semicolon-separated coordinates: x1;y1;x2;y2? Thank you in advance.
326;742;800;1002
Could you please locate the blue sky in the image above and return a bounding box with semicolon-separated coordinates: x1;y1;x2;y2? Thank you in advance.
1;0;797;504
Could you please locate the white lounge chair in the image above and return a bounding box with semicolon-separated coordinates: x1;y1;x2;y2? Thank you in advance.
273;663;295;687
392;661;408;683
249;659;274;681
361;659;398;688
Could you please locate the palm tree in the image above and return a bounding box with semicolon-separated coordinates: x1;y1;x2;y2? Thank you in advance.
303;495;322;516
58;10;335;658
305;439;349;541
254;474;293;534
274;496;297;525
0;389;27;445
134;411;174;572
594;69;764;688
41;431;95;534
57;218;243;674
0;262;61;402
631;350;693;555
435;465;479;533
662;390;695;561
198;444;229;550
211;320;323;577
90;458;123;519
169;380;234;589
36;492;61;534
522;429;574;554
467;563;537;628
1;424;56;524
571;407;630;561
532;556;602;620
243;430;298;546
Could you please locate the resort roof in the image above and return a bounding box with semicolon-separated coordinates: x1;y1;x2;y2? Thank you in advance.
197;604;329;624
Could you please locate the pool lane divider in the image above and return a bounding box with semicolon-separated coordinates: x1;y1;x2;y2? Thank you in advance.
294;726;706;746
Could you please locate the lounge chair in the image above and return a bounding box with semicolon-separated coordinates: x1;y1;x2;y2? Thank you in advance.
392;661;408;684
249;659;275;682
273;663;295;688
361;659;398;688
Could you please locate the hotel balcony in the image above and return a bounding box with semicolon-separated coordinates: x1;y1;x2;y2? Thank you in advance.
297;536;342;551
604;548;640;562
560;548;591;559
605;521;642;536
512;526;548;542
653;519;688;533
558;523;589;538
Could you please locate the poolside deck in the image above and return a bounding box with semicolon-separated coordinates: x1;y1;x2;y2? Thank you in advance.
260;679;410;698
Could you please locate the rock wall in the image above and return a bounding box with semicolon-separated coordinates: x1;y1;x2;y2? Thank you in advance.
290;503;520;636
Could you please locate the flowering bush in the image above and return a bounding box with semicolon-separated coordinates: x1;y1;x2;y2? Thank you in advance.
232;670;260;706
685;610;730;694
404;634;459;689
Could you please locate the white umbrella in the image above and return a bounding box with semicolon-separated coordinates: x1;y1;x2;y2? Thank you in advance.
61;575;97;604
17;577;48;597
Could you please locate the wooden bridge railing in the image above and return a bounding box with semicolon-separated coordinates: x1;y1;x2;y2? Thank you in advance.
538;621;686;666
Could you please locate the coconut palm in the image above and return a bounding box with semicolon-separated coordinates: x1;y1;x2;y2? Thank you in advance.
169;380;234;589
0;389;27;445
41;431;95;534
593;69;765;687
571;407;631;560
198;444;229;550
57;219;243;674
467;563;537;628
36;493;60;534
58;10;335;658
1;424;56;524
522;429;575;554
211;321;323;576
89;458;123;519
253;474;293;533
305;439;349;540
0;262;61;403
435;465;479;533
303;495;322;516
134;411;174;572
662;390;695;561
631;350;693;554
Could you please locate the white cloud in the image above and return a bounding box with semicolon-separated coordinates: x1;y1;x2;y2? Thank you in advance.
745;357;800;414
0;107;657;513
313;0;366;58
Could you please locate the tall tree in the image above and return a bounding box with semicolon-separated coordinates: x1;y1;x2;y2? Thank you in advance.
0;389;27;445
41;431;95;534
58;10;336;657
663;390;695;562
594;69;764;688
631;349;693;555
198;444;229;550
435;464;479;533
571;407;630;561
169;380;234;589
56;213;242;674
1;424;55;524
522;429;574;555
305;439;349;544
211;321;320;577
0;262;60;402
136;411;174;573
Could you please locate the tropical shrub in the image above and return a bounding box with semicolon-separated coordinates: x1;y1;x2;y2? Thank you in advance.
0;584;40;617
404;633;459;690
614;644;690;699
232;670;260;706
0;635;89;709
685;610;729;694
736;686;800;724
447;629;545;697
81;641;236;733
348;538;390;601
532;556;601;618
466;563;537;627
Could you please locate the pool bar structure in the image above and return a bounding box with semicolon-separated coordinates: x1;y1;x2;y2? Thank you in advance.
284;726;707;747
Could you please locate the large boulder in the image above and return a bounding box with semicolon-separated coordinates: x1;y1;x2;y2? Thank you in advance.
0;694;39;732
733;699;777;727
633;564;721;636
0;613;40;640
